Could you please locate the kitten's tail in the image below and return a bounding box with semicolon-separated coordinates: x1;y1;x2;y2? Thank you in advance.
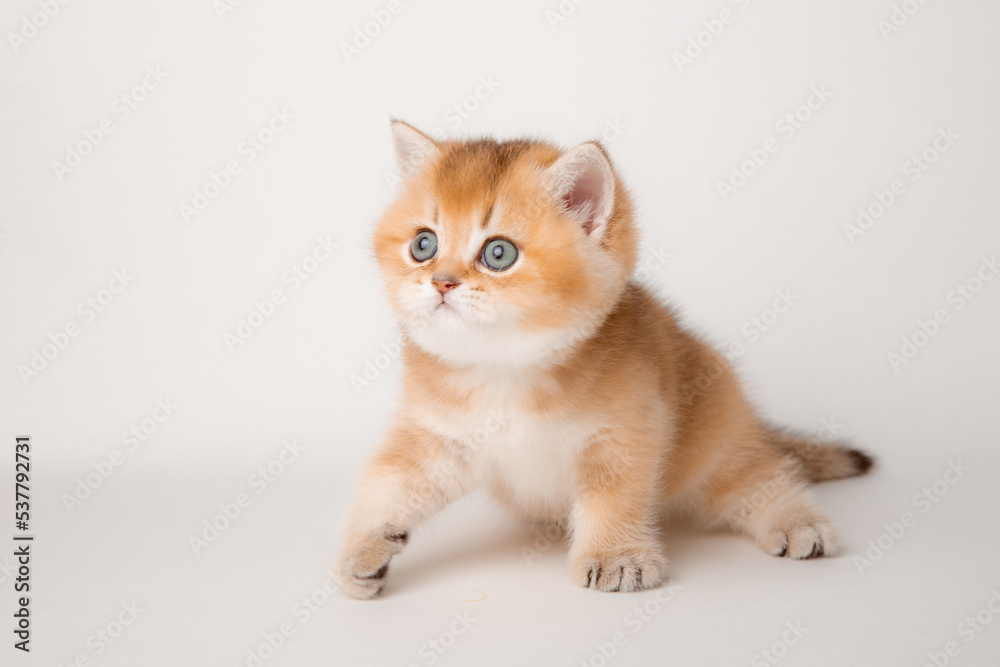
766;427;875;483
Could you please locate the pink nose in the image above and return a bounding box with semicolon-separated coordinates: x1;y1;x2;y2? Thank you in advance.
432;275;460;294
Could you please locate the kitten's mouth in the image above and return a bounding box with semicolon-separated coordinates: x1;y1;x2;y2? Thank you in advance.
429;296;469;323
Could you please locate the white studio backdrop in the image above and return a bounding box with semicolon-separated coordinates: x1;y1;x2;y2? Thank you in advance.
1;1;999;665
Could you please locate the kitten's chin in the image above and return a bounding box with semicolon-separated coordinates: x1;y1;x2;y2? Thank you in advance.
404;317;593;369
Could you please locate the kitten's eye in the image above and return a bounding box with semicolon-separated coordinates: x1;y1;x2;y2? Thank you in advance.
481;238;518;271
410;230;437;262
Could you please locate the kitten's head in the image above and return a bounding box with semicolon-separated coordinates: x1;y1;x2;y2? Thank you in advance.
374;120;638;367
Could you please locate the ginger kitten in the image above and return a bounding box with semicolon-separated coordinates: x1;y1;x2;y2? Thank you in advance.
337;121;874;598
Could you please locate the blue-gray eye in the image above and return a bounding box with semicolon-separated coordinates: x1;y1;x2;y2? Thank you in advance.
482;238;517;271
410;230;437;262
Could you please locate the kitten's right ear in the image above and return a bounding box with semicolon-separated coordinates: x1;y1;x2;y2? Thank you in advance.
391;120;439;179
544;142;616;240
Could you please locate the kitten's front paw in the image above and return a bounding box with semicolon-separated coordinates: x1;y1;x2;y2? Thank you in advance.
336;528;409;599
572;545;667;593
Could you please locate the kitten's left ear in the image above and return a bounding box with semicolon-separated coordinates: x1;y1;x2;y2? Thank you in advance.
544;142;616;239
391;120;439;179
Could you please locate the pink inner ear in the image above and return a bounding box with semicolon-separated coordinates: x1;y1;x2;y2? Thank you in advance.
563;166;605;235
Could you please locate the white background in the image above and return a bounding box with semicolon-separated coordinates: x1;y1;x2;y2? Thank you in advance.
2;0;999;665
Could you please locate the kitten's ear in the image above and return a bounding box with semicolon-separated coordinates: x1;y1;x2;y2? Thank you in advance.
544;142;616;239
391;120;439;179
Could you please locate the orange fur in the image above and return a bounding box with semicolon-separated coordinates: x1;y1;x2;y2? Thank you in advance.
337;121;874;598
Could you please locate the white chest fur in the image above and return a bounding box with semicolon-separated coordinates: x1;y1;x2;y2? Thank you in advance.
411;369;596;519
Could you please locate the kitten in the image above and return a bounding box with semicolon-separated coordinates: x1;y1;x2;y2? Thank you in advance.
337;121;874;598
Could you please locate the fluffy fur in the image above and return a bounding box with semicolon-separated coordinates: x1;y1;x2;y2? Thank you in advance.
337;121;874;598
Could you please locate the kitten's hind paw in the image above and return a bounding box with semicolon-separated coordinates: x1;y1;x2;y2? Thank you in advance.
761;520;837;560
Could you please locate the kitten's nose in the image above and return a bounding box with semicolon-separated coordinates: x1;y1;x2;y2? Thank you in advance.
432;274;460;294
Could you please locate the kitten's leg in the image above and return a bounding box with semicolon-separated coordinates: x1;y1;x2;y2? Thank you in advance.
337;421;470;599
711;459;838;559
570;437;668;593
